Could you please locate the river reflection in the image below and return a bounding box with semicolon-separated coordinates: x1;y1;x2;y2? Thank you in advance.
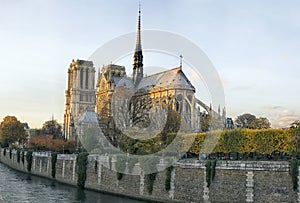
0;163;146;203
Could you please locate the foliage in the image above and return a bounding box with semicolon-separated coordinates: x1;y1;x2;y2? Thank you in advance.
26;150;33;172
200;114;212;132
51;152;58;178
77;152;89;189
21;150;25;164
235;114;271;129
291;121;300;129
41;119;62;138
0;116;26;146
165;165;174;191
17;149;21;163
235;113;256;128
205;160;212;187
9;148;12;159
188;128;298;155
0;139;9;148
205;160;217;188
29;135;76;152
249;117;271;129
161;108;181;140
290;157;299;190
211;160;217;180
200;114;224;131
146;173;157;194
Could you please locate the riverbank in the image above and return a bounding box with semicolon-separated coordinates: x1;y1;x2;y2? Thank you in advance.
0;148;298;203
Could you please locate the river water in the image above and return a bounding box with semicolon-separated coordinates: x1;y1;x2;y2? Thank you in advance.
0;163;146;203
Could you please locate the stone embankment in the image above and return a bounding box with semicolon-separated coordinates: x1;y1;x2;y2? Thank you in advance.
0;149;298;203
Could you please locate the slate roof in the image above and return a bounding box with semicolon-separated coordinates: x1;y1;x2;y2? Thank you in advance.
78;109;100;123
112;77;135;88
137;67;195;91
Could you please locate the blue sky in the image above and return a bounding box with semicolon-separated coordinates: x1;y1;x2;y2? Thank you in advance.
0;0;299;128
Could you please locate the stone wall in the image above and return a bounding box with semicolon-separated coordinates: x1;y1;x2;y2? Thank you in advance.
0;149;299;203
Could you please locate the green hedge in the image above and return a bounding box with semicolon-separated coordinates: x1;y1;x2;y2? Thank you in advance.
188;128;300;155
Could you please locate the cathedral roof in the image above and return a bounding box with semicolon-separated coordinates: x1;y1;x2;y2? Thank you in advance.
110;76;135;88
137;67;195;91
77;109;100;123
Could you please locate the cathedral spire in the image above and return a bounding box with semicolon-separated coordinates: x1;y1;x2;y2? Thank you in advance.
133;2;143;85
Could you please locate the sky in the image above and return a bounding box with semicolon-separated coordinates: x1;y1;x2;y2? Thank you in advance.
0;0;299;128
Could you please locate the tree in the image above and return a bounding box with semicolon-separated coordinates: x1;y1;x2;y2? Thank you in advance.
291;121;300;129
0;116;26;147
235;113;256;128
41;119;62;138
249;117;271;129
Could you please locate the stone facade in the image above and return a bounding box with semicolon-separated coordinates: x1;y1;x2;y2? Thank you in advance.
1;149;299;203
63;59;96;140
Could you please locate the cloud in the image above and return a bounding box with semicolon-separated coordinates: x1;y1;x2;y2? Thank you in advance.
272;109;300;128
263;105;282;110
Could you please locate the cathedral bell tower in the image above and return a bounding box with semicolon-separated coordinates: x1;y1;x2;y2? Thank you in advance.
63;59;96;140
133;4;143;86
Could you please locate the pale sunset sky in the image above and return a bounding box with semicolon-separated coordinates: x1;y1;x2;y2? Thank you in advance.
0;0;299;128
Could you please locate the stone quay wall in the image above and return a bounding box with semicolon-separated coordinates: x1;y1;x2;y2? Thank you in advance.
0;148;299;203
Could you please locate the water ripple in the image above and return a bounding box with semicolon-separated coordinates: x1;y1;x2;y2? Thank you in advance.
0;163;145;203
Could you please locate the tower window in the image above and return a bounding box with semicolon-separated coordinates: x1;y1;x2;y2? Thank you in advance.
80;69;84;89
86;70;89;89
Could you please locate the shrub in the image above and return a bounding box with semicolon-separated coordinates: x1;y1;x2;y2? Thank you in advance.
165;165;174;191
205;160;212;187
21;150;25;164
9;148;12;159
290;157;299;190
205;160;217;188
77;152;89;189
211;160;217;180
51;152;58;178
17;149;21;163
26;150;33;172
146;173;157;194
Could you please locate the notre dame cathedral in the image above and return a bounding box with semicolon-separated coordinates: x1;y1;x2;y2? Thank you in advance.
63;8;229;140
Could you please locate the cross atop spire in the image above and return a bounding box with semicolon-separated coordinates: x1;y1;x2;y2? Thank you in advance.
133;1;144;85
